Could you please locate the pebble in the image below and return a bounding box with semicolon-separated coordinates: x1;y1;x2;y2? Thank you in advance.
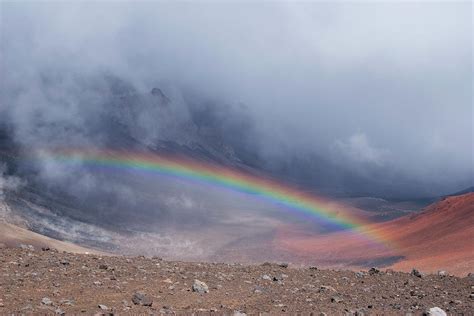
411;269;423;278
98;304;108;310
368;267;380;275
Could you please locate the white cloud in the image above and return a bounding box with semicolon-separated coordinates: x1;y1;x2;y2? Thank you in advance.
333;132;388;166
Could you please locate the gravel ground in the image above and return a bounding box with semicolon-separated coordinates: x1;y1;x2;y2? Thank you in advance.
0;247;472;315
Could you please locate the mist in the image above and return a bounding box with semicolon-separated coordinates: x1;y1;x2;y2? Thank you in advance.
0;1;472;198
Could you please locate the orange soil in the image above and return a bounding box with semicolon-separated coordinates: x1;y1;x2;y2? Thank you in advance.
275;193;474;275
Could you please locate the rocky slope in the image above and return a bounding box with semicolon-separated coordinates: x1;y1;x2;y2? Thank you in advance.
0;247;472;315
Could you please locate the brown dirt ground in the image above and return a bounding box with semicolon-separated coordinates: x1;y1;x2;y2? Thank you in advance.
0;247;472;315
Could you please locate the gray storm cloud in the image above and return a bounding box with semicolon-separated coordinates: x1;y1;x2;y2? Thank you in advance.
0;1;472;197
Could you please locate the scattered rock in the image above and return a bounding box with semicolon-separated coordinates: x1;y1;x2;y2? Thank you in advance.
368;267;380;275
411;269;423;278
273;275;283;282
424;307;447;316
99;264;108;270
0;247;471;314
262;274;272;280
98;304;108;310
356;271;366;278
279;263;289;268
131;291;153;306
320;285;336;292
438;270;447;277
192;279;209;293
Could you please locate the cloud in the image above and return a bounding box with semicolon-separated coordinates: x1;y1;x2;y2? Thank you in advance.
0;164;24;201
333;132;388;167
0;1;472;197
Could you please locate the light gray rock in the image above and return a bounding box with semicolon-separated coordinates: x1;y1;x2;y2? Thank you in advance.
192;279;209;293
425;307;447;316
41;297;53;306
262;274;271;280
98;304;108;310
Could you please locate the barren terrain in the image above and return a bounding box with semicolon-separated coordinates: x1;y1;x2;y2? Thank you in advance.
1;247;473;315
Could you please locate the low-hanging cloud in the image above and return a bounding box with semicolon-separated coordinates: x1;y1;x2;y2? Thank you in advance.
0;1;472;198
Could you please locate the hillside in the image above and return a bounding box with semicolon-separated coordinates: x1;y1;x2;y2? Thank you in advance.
276;193;474;275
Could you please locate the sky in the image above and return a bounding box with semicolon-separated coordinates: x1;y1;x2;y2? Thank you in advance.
0;1;472;196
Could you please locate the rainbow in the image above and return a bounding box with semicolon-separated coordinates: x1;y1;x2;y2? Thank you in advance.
38;148;394;248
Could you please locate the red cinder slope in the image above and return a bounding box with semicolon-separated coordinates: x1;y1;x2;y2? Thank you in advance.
276;193;474;275
384;193;474;274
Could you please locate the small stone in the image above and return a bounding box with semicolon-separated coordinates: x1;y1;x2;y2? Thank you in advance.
93;281;102;286
41;297;53;306
193;279;209;293
320;285;336;292
356;271;365;278
99;264;108;270
273;275;283;282
233;311;247;316
131;291;153;306
368;267;380;275
55;308;65;315
438;270;447;277
262;274;271;280
59;299;74;306
411;269;423;278
98;304;108;310
424;307;447;316
309;266;318;270
331;296;343;303
279;263;289;268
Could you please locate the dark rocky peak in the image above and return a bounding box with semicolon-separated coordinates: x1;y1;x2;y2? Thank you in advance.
150;88;170;105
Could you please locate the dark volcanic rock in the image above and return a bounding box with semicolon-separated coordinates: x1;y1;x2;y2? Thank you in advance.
131;291;153;306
